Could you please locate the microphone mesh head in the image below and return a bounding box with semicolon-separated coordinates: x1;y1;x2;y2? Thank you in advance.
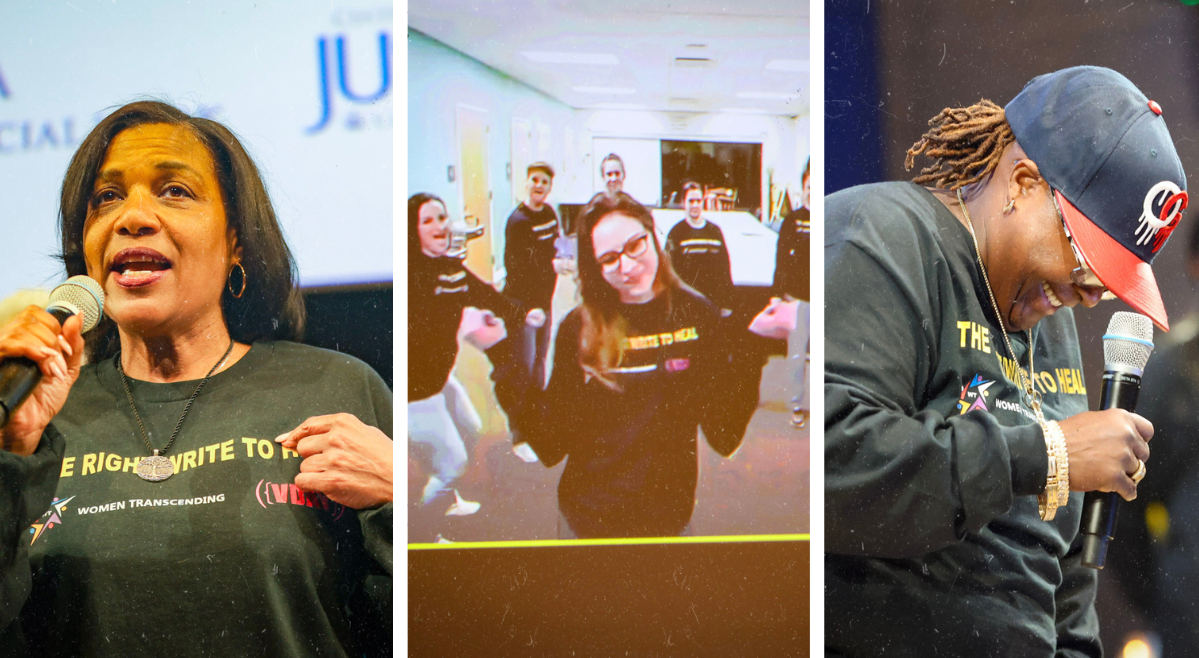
49;276;105;332
1103;312;1154;371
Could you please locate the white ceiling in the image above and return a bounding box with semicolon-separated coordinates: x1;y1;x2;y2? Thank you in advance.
408;0;810;117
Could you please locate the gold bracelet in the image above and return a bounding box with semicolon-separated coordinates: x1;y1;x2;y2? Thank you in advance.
1037;420;1068;521
1046;420;1070;508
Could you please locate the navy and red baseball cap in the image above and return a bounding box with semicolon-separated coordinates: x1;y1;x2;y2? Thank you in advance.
1006;66;1188;331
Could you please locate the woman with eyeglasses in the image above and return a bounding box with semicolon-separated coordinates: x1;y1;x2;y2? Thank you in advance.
464;191;792;539
824;67;1185;656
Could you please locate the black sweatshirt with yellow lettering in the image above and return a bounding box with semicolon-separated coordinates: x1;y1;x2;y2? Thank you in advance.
487;288;765;538
665;219;735;310
503;202;560;311
824;182;1099;658
3;342;391;657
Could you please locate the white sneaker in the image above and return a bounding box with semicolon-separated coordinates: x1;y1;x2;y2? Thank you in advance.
513;442;540;463
445;489;481;516
421;476;448;505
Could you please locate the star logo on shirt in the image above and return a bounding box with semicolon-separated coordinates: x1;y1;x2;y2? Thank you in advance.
958;374;995;415
29;496;76;544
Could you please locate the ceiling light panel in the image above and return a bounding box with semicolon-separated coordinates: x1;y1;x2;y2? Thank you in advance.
736;91;798;100
573;86;638;95
522;51;619;66
765;59;809;72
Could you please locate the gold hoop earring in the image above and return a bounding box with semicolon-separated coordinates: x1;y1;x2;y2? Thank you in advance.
228;262;247;299
1003;199;1016;214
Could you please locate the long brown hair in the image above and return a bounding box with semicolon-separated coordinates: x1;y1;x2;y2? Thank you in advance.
59;100;304;361
575;192;681;389
408;192;446;263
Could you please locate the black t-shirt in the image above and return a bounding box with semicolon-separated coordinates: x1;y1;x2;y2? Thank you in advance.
773;206;810;301
17;342;392;658
408;253;524;401
488;288;765;538
503;203;560;309
665;219;735;309
824;182;1099;657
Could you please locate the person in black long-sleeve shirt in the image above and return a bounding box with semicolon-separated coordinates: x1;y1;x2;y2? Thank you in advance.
774;160;811;426
666;181;735;311
408;193;544;510
773;160;810;302
825;67;1183;656
461;192;794;539
502;162;559;386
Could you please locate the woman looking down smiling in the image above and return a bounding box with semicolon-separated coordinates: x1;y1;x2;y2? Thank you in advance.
0;101;392;656
824;67;1184;656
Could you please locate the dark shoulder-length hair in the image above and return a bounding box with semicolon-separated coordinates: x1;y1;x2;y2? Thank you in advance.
574;192;681;388
59;100;305;361
408;192;446;263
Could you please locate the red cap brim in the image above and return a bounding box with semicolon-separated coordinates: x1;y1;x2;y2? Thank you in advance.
1056;190;1169;331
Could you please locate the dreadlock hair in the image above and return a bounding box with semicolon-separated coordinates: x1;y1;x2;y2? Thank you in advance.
904;99;1015;191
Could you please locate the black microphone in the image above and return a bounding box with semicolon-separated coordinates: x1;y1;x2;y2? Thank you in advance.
1081;311;1154;569
0;276;105;427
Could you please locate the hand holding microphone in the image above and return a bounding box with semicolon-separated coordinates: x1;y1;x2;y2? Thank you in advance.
1051;312;1155;569
1058;409;1152;500
0;276;103;456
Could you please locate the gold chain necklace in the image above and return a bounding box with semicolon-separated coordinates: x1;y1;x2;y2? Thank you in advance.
956;189;1046;425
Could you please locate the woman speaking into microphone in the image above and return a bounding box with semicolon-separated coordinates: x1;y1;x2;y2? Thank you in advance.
0;101;391;656
824;67;1185;656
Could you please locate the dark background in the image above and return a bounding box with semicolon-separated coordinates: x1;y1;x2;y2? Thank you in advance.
302;283;392;389
825;0;1199;652
660;141;764;212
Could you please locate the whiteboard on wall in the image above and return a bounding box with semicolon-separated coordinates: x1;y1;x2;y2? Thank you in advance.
591;138;662;207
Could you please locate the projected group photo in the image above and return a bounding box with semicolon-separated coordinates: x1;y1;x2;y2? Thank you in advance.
406;1;811;545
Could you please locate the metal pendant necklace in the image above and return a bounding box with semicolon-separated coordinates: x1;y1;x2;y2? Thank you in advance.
957;189;1046;424
117;338;236;482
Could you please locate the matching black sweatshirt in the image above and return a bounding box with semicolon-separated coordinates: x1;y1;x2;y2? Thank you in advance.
503;203;560;311
665;219;736;310
408;253;525;402
486;289;765;538
825;182;1099;657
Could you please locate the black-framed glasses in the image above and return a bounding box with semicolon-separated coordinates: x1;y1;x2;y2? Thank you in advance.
596;232;650;271
1053;194;1117;301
